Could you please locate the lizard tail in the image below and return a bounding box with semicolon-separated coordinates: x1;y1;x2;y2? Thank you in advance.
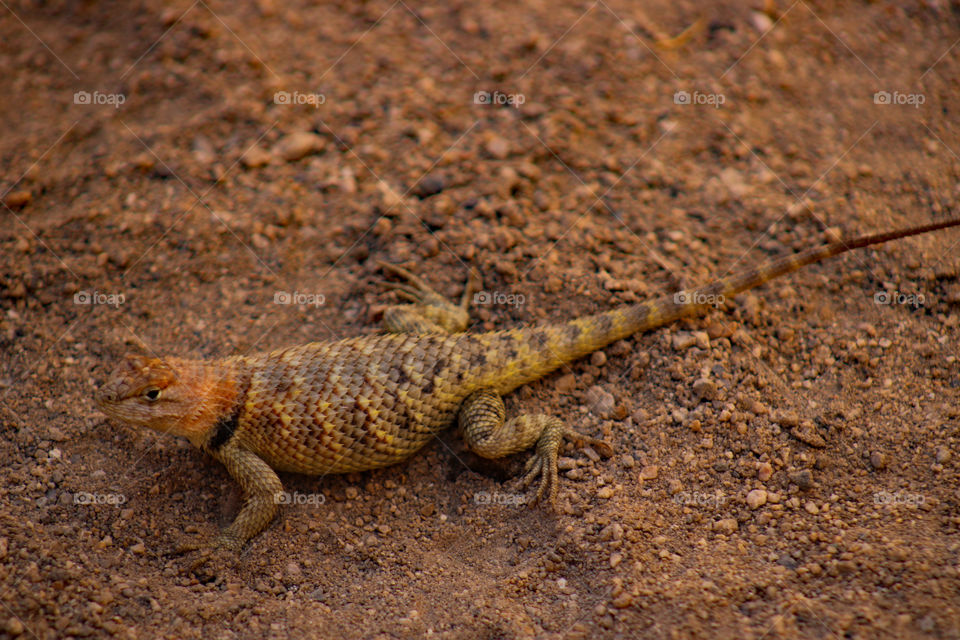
482;217;960;394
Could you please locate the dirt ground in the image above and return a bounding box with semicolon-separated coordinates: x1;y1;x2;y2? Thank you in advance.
2;0;960;638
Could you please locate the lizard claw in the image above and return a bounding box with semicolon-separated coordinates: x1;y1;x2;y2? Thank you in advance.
519;434;561;507
518;424;614;508
170;535;240;580
377;261;440;297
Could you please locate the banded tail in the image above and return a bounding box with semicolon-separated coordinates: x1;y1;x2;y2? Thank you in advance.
474;217;960;394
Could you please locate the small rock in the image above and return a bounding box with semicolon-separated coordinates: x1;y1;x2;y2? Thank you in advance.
129;542;146;555
585;386;616;419
621;455;635;469
484;135;510;159
692;378;718;401
591;351;607;367
713;518;739;535
345;486;360;500
241;145;272;168
3;191;31;209
870;451;888;471
789;469;814;490
419;503;435;517
790;422;827;448
555;374;576;393
757;462;773;482
274;132;325;162
599;523;623;541
773;410;800;428
597;486;615;499
672;333;697;350
936;447;952;464
611;592;633;609
693;331;710;350
639;465;659;480
5;617;24;636
285;562;302;578
804;501;820;515
413;173;446;198
746;489;767;510
557;457;578;471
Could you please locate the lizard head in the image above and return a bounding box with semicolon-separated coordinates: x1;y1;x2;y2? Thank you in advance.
96;354;213;440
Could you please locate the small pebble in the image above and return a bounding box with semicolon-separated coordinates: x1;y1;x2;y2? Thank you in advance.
484;135;510;159
5;617;24;636
274;132;325;162
611;592;633;608
597;486;615;499
585;386;616;418
713;518;738;535
3;191;31;209
693;331;710;350
804;501;820;515
757;462;773;482
672;333;697;350
591;351;607;367
639;465;659;480
345;486;360;500
746;489;767;510
413;173;446;198
870;452;888;471
692;378;718;401
241;145;272;168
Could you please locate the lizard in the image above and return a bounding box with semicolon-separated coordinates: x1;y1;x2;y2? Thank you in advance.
95;217;960;555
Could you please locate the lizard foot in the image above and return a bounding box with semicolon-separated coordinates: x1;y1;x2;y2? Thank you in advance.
171;534;241;581
519;424;614;507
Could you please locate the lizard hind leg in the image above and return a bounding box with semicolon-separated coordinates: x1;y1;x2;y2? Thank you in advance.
377;261;481;334
458;388;613;506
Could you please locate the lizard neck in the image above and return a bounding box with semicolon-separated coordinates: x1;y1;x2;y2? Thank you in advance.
162;357;251;449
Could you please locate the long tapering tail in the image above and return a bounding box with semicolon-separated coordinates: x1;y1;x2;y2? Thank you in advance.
478;217;960;394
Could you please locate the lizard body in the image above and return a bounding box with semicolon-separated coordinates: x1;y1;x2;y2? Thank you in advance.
96;218;960;550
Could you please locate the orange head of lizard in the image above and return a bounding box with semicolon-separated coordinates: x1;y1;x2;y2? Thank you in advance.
95;354;214;440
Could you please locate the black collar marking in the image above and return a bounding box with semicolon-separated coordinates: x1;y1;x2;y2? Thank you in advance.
207;374;251;452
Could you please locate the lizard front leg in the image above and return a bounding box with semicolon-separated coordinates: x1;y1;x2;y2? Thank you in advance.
457;389;612;505
176;442;282;575
212;442;284;550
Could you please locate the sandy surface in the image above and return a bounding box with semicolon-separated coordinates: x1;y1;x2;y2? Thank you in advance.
2;1;960;638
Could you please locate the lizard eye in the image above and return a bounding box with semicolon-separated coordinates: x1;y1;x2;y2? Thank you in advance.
143;387;161;402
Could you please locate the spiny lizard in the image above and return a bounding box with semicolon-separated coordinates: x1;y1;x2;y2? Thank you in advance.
95;218;960;553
